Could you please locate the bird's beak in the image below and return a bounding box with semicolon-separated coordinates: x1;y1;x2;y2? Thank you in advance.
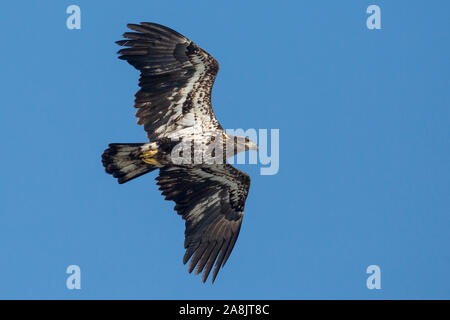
248;140;259;151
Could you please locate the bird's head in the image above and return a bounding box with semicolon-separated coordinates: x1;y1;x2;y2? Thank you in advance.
226;134;258;155
243;137;259;151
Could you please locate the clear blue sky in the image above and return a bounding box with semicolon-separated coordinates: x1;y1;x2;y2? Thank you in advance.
0;0;449;299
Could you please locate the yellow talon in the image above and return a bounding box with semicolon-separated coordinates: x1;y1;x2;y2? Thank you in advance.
142;158;160;165
141;150;158;158
141;149;159;165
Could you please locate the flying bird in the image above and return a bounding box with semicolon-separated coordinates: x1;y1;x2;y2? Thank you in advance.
102;22;257;283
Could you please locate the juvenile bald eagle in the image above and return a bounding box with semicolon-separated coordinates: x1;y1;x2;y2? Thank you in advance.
102;22;257;283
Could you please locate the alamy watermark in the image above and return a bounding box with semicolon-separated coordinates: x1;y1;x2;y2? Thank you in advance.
169;128;279;175
66;265;81;290
366;5;381;30
66;5;81;30
366;265;381;290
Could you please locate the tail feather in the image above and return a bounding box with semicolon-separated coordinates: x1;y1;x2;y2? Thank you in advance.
102;143;157;184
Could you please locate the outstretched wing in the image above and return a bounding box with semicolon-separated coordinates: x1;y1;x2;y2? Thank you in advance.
156;164;250;283
117;22;222;141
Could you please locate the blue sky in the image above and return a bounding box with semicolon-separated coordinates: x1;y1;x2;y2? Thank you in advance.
0;0;449;299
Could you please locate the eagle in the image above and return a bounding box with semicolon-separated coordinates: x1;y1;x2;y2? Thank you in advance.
102;22;258;283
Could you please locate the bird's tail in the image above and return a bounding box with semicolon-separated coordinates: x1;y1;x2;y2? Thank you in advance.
102;143;159;184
